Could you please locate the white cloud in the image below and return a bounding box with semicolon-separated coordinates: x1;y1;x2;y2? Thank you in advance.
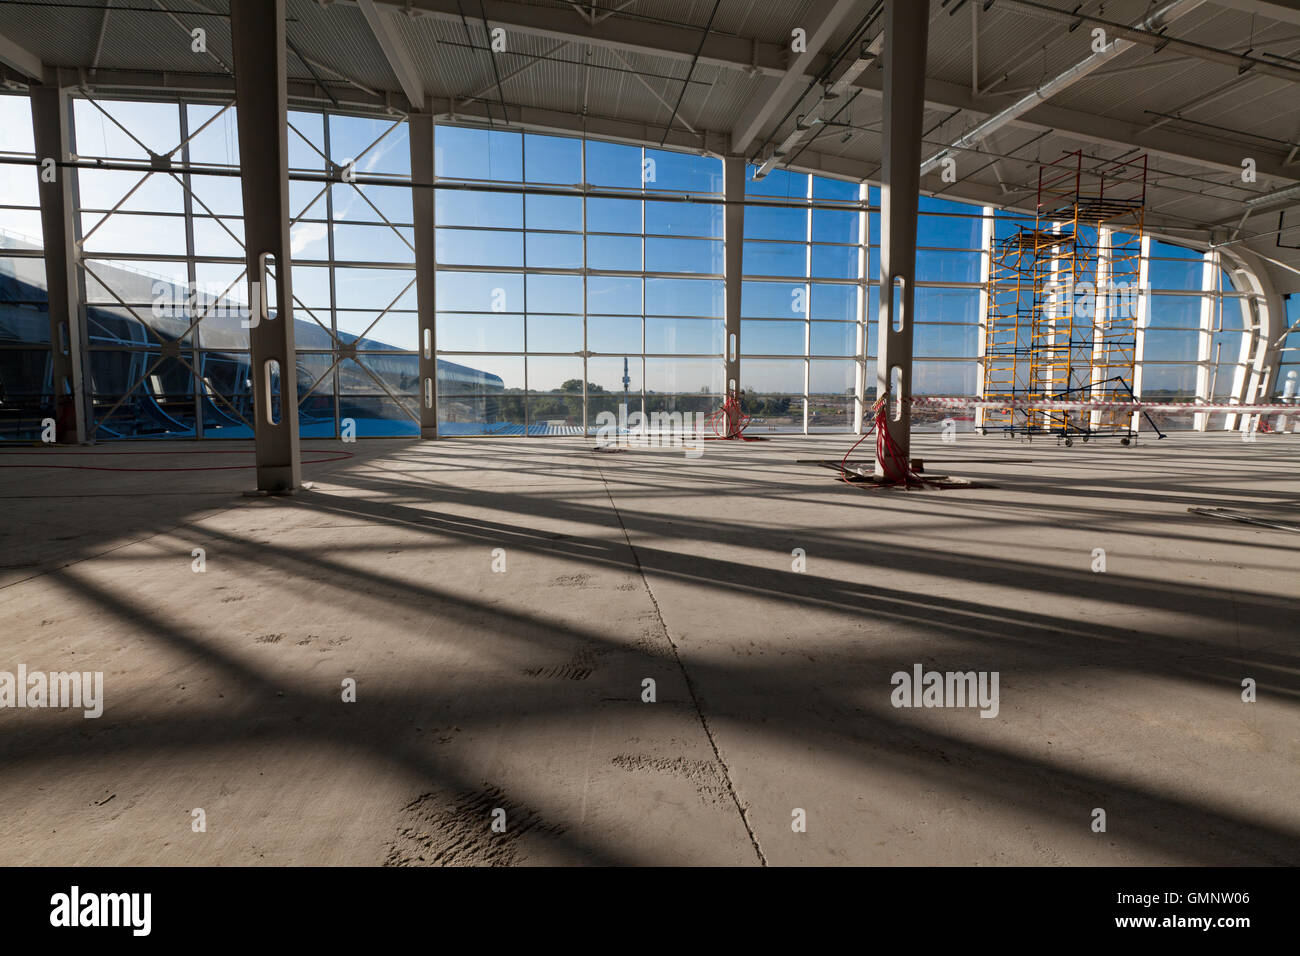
290;221;327;256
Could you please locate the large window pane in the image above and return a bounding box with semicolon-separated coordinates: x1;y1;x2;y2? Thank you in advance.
742;320;804;355
587;236;641;271
585;140;642;189
645;200;721;238
436;271;523;313
1147;294;1201;329
913;361;977;395
588;315;641;353
435;127;520;181
527;273;582;313
527;314;583;352
526;194;582;231
643;150;720;194
645;238;721;275
437;312;524;352
742;280;806;319
437;228;522;267
744;242;806;277
437;189;522;228
646;357;722;394
645;317;722;354
527;355;584;392
586;197;641;233
525;233;583;270
645;278;722;317
810;322;856;356
525;133;581;184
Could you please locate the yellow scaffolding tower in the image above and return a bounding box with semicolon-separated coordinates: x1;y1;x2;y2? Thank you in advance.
981;150;1147;442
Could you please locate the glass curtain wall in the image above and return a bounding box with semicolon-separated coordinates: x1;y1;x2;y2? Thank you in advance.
741;180;984;435
1144;238;1244;431
885;193;984;432
74;97;224;438
741;169;862;433
0;89;1270;439
433;126;724;436
288;109;416;437
0;93;49;440
70;95;419;439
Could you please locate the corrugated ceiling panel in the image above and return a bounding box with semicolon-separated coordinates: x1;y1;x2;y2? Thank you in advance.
0;0;1293;232
285;0;397;92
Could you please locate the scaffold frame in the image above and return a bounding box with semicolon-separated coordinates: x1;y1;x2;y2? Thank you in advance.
980;150;1149;444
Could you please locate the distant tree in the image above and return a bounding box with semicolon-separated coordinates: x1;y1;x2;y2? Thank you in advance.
559;379;607;394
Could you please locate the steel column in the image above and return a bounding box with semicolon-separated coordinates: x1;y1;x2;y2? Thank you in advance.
409;112;438;438
874;0;929;478
31;72;88;443
230;0;301;491
723;155;744;414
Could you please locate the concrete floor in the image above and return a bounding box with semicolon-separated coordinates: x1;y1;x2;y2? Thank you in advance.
0;431;1297;866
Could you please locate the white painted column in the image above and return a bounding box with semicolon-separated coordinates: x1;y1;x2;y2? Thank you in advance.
974;206;993;432
1131;235;1151;434
802;173;812;435
1089;225;1111;433
1193;250;1215;432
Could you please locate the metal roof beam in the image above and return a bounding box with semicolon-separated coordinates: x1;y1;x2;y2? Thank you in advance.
361;0;791;76
431;94;725;154
53;62;1300;188
783;144;1209;237
360;2;1298;181
1181;0;1300;28
919;0;1209;177
54;65;410;111
0;27;42;79
357;0;425;110
730;0;860;154
847;72;1300;182
1001;0;1300;85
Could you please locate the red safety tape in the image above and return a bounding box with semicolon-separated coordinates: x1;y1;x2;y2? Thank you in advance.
910;398;1297;413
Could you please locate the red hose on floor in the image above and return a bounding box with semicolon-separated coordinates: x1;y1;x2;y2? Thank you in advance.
704;395;760;441
839;396;926;487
